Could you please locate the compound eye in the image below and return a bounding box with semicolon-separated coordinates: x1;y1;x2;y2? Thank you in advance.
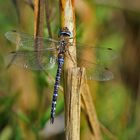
58;27;73;37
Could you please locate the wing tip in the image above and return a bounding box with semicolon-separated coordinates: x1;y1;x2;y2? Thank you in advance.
5;30;17;39
88;68;114;81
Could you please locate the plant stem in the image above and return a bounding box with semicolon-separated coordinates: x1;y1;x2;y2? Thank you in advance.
59;0;79;140
65;68;83;140
34;0;44;39
81;69;102;140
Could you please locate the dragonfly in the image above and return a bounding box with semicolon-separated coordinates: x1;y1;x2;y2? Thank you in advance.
5;27;116;123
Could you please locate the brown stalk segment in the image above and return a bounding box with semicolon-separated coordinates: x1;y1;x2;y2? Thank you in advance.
34;0;44;39
65;68;84;140
34;0;44;66
59;0;79;139
45;0;52;38
81;69;102;140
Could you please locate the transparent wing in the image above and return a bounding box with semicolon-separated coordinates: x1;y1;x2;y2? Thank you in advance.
88;67;114;81
5;30;59;50
5;50;57;70
77;58;114;81
75;42;117;62
67;42;116;81
66;42;117;81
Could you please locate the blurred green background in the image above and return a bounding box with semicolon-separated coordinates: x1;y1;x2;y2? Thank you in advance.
0;0;140;140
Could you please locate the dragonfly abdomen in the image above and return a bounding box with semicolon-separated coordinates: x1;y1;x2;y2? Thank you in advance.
50;54;64;124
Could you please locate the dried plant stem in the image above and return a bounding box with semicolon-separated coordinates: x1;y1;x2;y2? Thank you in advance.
81;69;102;140
45;0;52;38
100;123;118;140
60;1;102;140
59;0;78;139
34;0;44;38
34;0;44;63
65;68;83;140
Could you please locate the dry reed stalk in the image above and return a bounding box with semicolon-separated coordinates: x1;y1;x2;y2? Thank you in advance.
81;69;102;140
34;0;44;67
65;68;84;140
59;0;79;140
45;0;52;38
34;0;44;38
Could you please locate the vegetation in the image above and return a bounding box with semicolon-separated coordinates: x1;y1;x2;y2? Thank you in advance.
0;0;140;140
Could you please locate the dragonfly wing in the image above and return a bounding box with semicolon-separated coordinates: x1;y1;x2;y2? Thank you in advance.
75;43;117;62
77;58;114;81
5;50;57;70
5;30;34;45
66;43;116;81
5;31;58;50
87;66;114;81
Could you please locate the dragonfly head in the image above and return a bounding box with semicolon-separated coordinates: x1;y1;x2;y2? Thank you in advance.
58;27;72;38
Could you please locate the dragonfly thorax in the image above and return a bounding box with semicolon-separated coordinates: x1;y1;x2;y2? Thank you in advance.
57;27;72;54
57;40;67;53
